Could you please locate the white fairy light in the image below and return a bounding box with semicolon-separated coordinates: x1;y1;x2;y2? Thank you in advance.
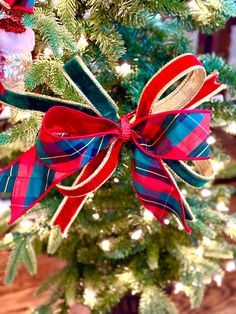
83;10;91;20
77;34;89;51
3;233;13;245
114;177;119;183
44;47;53;57
143;209;154;222
225;121;236;135
195;246;203;258
131;229;143;240
164;219;170;225
84;288;97;307
100;239;111;252
115;62;132;76
92;213;100;220
52;0;59;6
16;111;31;121
206;135;216;145
225;260;236;272
216;201;229;212
226;221;236;229
214;274;223;287
202;237;212;245
201;188;212;198
19;220;33;231
174;282;184;294
211;160;225;173
181;189;187;196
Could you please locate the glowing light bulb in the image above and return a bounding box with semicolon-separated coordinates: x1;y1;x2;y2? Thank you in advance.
3;233;13;245
84;288;97;307
77;34;89;51
100;240;111;252
181;189;187;196
225;260;236;272
44;47;53;56
225;122;236;135
216;201;229;212
143;209;154;221
195;246;203;258
201;188;212;198
174;282;184;294
202;237;211;245
92;213;100;220
214;274;223;287
131;229;143;240
114;177;119;183
164;219;170;225
206;135;216;145
226;221;236;229
211;160;225;173
19;220;33;231
115;62;132;76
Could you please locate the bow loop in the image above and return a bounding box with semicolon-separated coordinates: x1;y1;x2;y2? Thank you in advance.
36;106;119;173
133;109;211;161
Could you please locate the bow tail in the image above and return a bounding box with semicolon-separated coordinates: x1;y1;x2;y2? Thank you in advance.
132;147;194;233
0;146;72;224
51;140;122;236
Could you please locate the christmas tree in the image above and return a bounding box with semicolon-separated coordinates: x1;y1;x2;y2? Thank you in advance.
0;1;236;313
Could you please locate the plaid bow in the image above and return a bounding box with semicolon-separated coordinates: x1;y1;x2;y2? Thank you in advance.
0;54;226;236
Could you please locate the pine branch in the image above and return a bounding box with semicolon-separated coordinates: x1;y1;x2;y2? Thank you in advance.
4;237;26;285
57;0;77;32
47;226;63;255
139;286;178;314
22;240;37;275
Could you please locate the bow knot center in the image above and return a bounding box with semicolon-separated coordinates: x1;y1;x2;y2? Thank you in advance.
120;114;131;142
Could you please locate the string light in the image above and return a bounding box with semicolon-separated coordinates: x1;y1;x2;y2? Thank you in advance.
211;160;225;173
202;237;212;245
206;135;216;145
226;221;236;229
92;213;100;220
216;201;229;212
214;274;223;287
181;189;187;196
44;47;53;57
115;62;132;76
201;188;212;198
143;209;154;222
195;246;203;258
100;239;111;251
225;121;236;135
3;233;13;245
164;219;170;225
84;288;97;307
114;177;119;183
77;34;89;51
225;260;236;272
131;229;143;240
19;220;33;231
174;282;184;294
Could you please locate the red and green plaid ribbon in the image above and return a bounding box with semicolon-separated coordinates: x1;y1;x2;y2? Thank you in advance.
0;54;226;236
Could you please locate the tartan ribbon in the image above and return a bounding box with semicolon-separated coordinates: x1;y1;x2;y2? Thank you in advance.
0;53;226;236
0;0;35;13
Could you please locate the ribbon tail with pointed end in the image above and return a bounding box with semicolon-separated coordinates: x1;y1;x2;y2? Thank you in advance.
51;140;122;236
0;146;73;224
132;147;193;233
